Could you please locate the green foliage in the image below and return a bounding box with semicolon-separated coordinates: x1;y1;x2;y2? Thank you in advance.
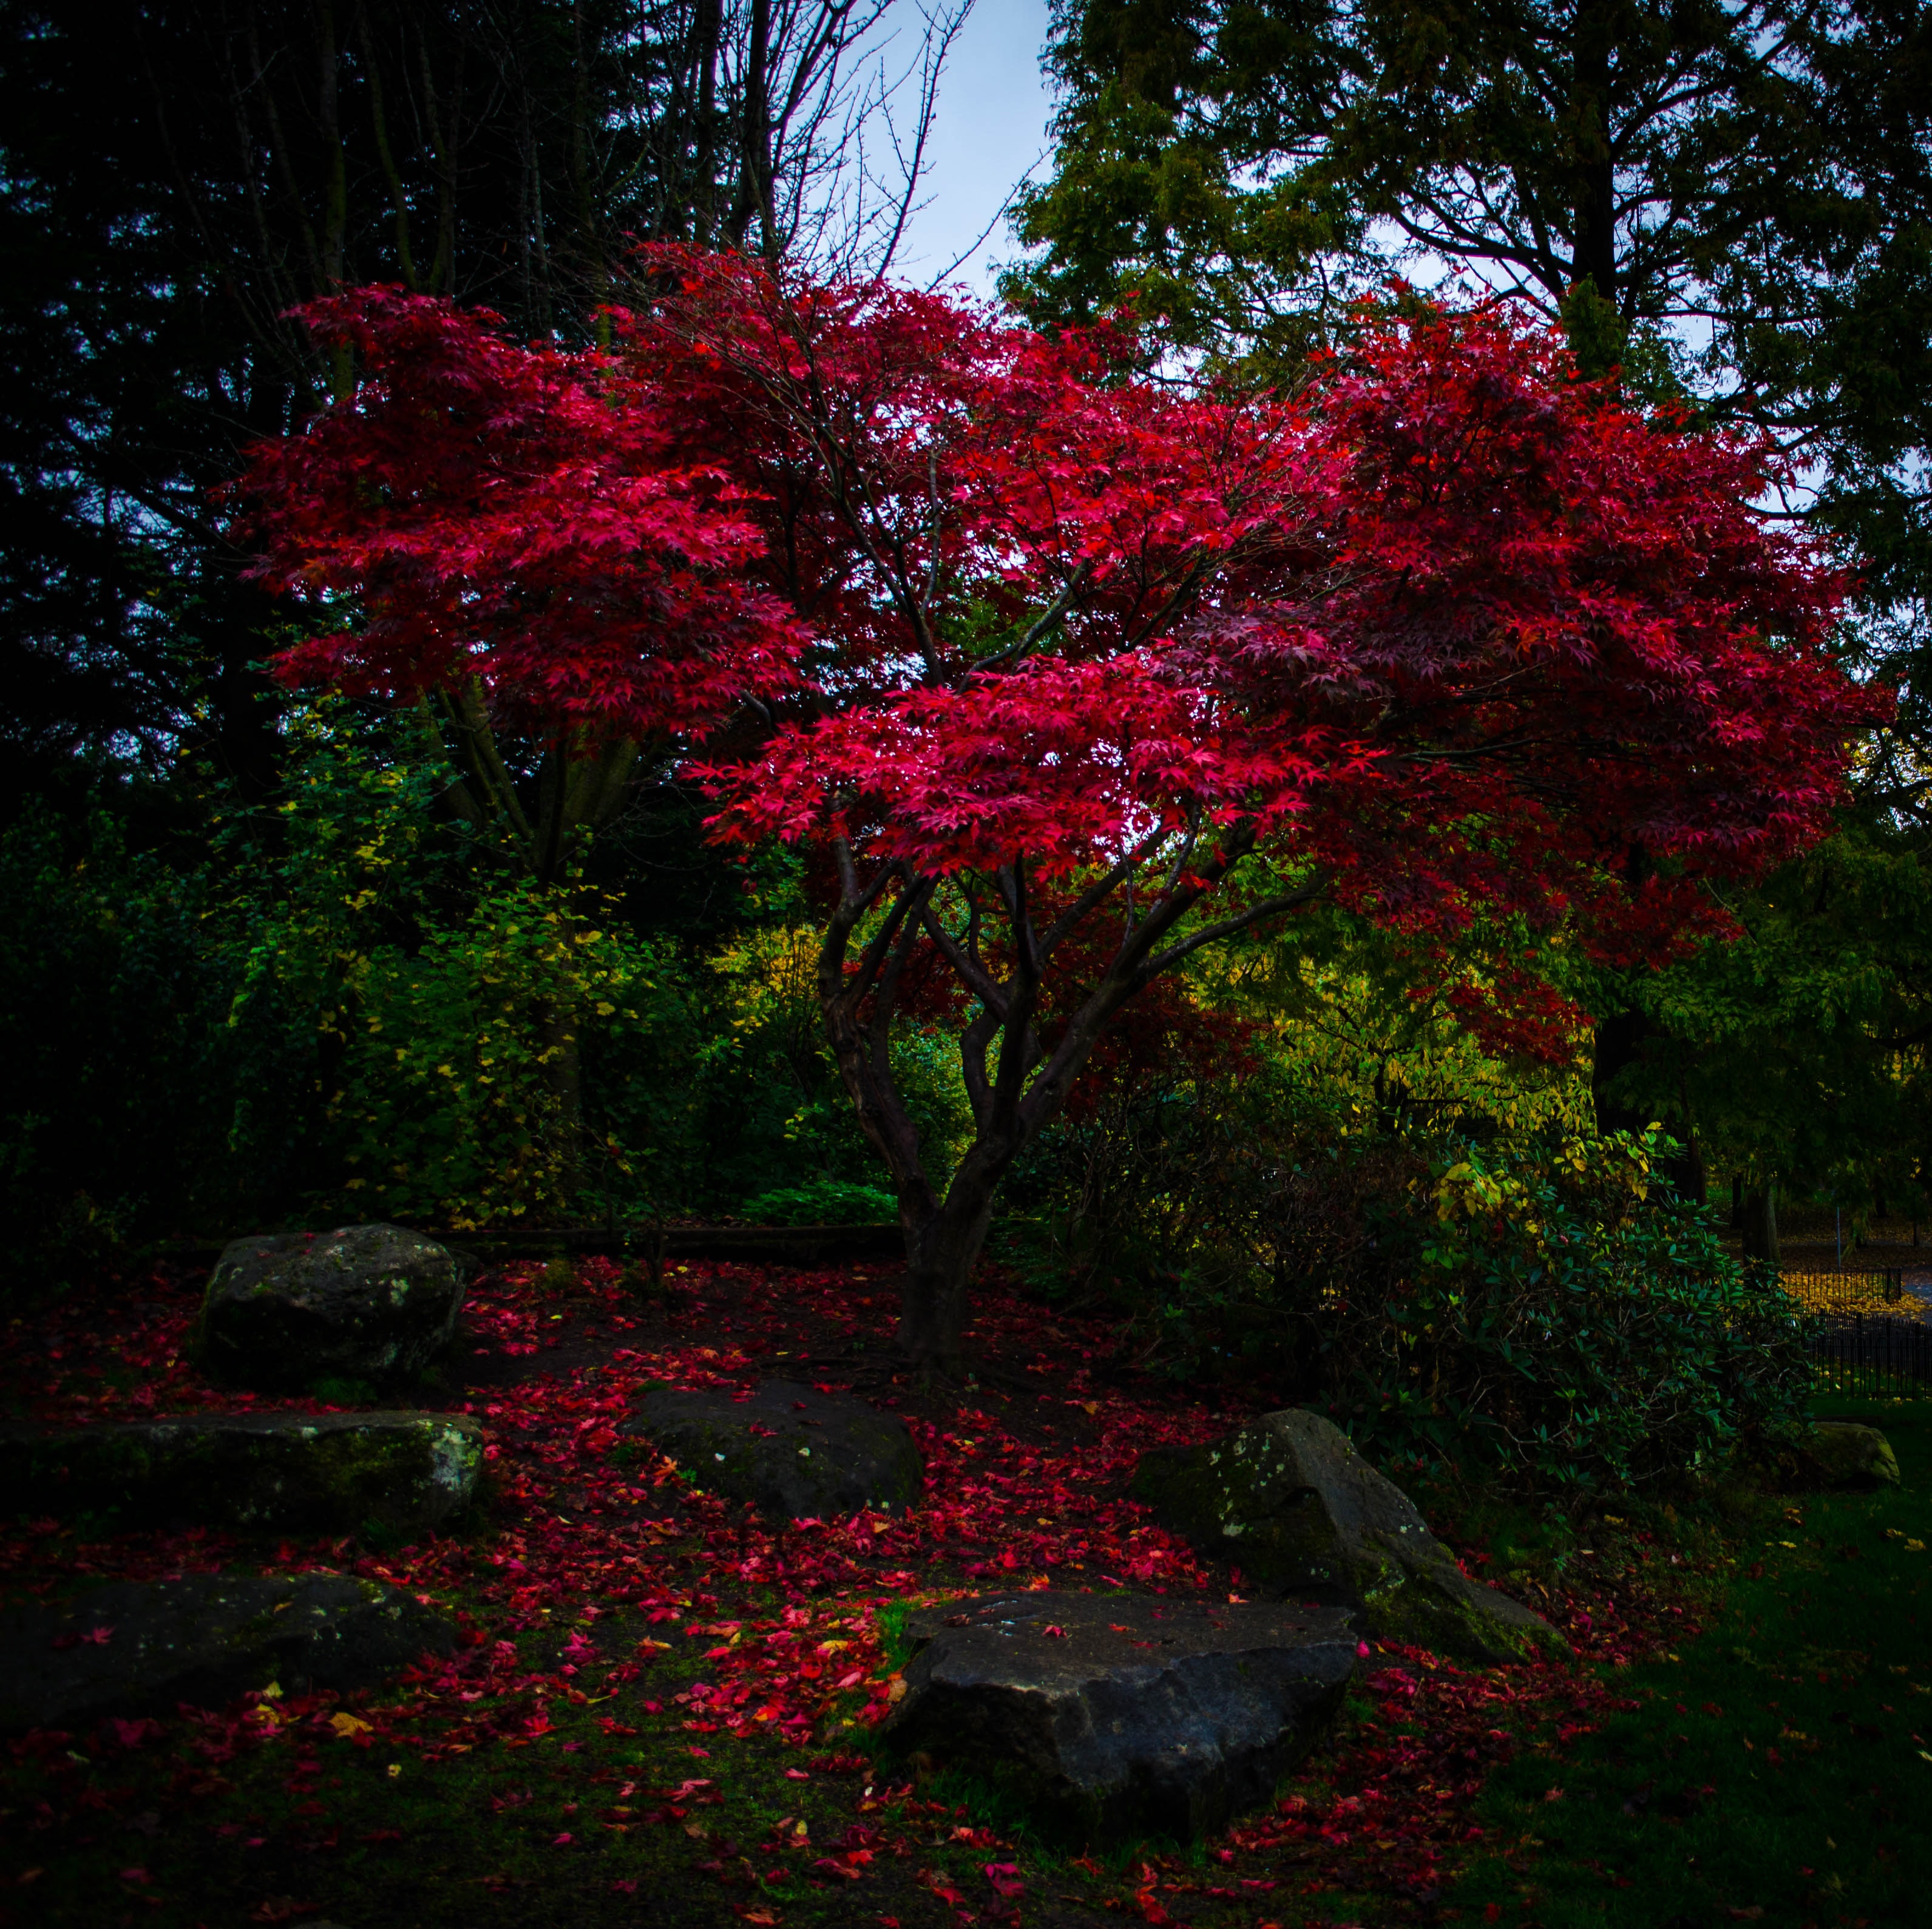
0;696;975;1256
208;697;691;1229
686;923;972;1213
309;1375;379;1407
1368;1130;1816;1493
0;803;302;1274
1001;910;1593;1314
325;878;672;1227
740;1178;900;1225
0;698;720;1255
1025;1112;1814;1496
1604;822;1932;1219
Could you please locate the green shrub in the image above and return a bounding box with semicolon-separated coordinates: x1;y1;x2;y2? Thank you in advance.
1319;1130;1814;1493
739;1177;898;1224
0;804;311;1280
1098;1127;1814;1496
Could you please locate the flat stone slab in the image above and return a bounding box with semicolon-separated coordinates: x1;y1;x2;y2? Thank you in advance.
882;1591;1358;1844
0;1575;456;1734
626;1380;922;1519
0;1411;484;1534
198;1223;464;1389
1134;1408;1564;1665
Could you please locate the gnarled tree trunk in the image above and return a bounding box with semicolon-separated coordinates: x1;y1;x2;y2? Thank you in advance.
814;839;1328;1373
896;1165;1003;1367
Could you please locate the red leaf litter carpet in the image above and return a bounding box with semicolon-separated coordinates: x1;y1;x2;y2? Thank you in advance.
1;1258;1704;1922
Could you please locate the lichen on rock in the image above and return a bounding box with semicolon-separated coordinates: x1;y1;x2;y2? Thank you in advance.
1808;1420;1900;1488
0;1411;485;1534
1133;1408;1564;1665
196;1223;464;1391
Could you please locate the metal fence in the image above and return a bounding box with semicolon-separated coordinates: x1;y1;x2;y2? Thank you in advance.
1804;1301;1932;1398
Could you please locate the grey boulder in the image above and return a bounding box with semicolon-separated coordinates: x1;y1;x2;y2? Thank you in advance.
626;1380;921;1518
1133;1408;1564;1665
0;1411;484;1534
881;1590;1358;1844
197;1223;463;1389
0;1574;456;1734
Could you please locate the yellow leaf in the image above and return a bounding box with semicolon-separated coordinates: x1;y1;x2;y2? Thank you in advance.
329;1712;373;1738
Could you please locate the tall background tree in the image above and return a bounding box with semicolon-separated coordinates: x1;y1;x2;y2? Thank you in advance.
0;0;963;813
0;0;966;1258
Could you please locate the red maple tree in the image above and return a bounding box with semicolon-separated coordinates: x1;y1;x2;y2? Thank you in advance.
242;256;1879;1367
237;286;807;878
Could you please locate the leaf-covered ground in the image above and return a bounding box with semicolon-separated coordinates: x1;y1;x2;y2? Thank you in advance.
0;1258;1896;1927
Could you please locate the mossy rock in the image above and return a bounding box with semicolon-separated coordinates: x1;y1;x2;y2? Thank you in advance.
1133;1408;1565;1666
1808;1421;1900;1489
197;1224;463;1390
0;1411;484;1534
625;1380;921;1519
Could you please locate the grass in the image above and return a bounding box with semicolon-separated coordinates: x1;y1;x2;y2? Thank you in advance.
1446;1397;1932;1927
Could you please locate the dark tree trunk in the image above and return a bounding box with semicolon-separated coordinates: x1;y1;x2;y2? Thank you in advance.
1667;1128;1706;1209
1591;1006;1649;1135
896;1168;1002;1366
208;577;286;804
1591;1006;1703;1199
812;833;1326;1374
1570;0;1617;305
1741;1178;1780;1266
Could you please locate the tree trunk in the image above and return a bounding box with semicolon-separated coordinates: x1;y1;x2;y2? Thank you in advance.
897;1182;1000;1369
1569;0;1617;306
1665;1123;1704;1207
878;1097;1015;1369
1741;1178;1780;1266
816;848;1326;1375
1590;1006;1648;1136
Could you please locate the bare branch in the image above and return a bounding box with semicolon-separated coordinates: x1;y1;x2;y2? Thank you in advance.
972;560;1096;672
1144;874;1330;977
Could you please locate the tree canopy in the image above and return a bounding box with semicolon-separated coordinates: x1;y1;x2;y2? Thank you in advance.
239;255;1873;1360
